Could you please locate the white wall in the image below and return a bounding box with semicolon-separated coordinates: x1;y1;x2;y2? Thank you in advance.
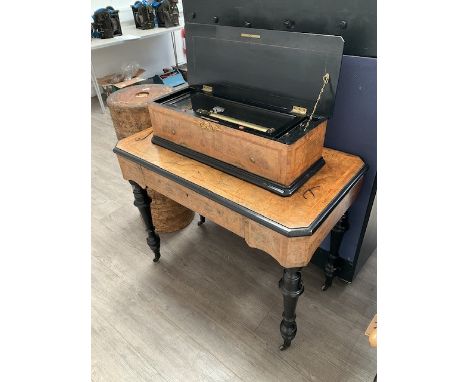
91;0;186;96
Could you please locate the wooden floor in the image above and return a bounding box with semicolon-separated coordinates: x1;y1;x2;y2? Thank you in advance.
91;98;377;382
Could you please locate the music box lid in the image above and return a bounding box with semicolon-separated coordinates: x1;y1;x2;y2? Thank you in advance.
185;23;344;118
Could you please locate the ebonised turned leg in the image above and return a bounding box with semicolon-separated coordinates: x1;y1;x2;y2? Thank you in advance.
129;181;161;262
198;215;206;226
279;267;304;350
322;212;349;291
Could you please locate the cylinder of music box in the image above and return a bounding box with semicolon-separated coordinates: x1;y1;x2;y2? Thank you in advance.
107;84;195;233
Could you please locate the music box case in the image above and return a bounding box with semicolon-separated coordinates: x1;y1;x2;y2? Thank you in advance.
149;24;344;196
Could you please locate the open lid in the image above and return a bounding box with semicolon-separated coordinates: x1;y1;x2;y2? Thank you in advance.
185;23;344;118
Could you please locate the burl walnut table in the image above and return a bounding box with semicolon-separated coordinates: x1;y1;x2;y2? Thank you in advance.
114;128;367;350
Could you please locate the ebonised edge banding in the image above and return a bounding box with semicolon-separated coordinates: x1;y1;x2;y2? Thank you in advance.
114;146;368;238
151;136;325;196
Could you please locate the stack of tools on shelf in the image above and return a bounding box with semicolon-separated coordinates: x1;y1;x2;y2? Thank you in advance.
91;6;122;39
131;1;160;30
156;0;180;27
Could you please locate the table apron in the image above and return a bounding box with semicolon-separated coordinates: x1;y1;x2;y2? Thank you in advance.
116;155;362;268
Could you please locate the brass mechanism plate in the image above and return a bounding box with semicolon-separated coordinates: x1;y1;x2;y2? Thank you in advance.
241;33;261;39
292;106;308;116
202;85;213;93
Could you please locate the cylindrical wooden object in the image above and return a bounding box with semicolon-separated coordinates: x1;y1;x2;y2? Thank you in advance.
108;84;173;140
107;84;195;232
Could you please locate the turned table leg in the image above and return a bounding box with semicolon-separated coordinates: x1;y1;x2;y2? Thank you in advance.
198;215;206;226
129;181;161;262
322;212;349;291
279;267;304;350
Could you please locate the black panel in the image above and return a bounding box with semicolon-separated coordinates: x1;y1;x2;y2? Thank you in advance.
183;0;376;58
321;55;377;280
186;24;344;118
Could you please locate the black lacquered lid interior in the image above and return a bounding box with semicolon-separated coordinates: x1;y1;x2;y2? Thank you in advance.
185;23;344;118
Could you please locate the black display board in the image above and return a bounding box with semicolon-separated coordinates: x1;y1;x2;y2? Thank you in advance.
183;0;376;57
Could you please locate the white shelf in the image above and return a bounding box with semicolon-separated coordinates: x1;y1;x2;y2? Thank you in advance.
91;22;183;51
91;20;185;113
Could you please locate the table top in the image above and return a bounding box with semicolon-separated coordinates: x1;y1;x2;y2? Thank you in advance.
91;22;183;51
114;129;367;236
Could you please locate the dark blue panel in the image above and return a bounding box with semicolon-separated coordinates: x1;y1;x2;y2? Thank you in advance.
320;55;377;265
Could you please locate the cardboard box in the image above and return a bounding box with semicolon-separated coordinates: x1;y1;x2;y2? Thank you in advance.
97;68;146;97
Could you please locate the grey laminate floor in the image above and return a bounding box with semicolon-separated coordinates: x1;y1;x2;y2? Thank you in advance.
91;98;377;382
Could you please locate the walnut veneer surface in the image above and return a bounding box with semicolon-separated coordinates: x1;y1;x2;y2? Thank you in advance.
149;103;326;186
116;129;364;229
114;128;366;267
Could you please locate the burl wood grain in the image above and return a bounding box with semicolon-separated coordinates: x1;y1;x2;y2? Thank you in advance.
108;84;174;140
115;129;365;268
149;103;326;186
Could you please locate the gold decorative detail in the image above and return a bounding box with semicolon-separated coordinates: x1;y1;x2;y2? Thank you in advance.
199;120;221;132
241;33;261;39
197;107;273;134
291;106;307;116
202;85;213;93
303;73;330;130
209;113;270;133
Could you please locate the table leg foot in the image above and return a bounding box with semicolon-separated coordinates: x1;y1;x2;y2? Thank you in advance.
322;212;349;291
130;181;161;262
197;215;206;226
321;281;331;291
279;340;291;351
279;268;304;350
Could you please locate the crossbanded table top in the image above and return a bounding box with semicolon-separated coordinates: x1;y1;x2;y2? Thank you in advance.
114;128;366;236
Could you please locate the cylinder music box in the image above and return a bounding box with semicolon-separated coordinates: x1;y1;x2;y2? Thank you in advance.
108;84;195;232
149;24;344;196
